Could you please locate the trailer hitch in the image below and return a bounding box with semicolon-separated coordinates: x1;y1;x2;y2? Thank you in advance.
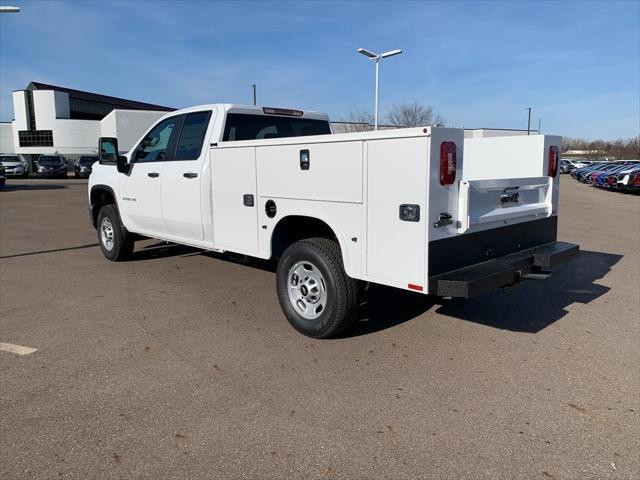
521;269;552;281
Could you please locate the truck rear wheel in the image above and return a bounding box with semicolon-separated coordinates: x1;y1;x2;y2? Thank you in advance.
276;238;358;338
97;205;134;261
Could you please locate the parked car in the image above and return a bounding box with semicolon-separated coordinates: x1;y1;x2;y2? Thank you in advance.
561;158;586;173
0;154;29;178
35;155;68;178
591;164;629;187
624;170;640;193
559;159;575;174
579;163;618;183
572;162;605;181
74;155;99;178
612;164;640;191
0;165;6;187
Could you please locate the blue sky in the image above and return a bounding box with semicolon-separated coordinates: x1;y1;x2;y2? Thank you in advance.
0;0;638;139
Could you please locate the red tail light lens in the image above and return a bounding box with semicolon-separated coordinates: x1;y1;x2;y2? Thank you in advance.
632;173;640;187
440;141;457;185
548;146;559;177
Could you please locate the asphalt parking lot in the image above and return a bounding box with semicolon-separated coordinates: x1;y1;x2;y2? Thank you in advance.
0;177;638;479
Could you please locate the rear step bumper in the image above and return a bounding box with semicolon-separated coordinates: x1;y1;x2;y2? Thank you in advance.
428;241;579;298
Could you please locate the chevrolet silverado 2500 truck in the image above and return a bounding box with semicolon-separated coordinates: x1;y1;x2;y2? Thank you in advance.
90;104;578;338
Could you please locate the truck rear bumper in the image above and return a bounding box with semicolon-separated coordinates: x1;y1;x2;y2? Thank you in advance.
428;241;579;298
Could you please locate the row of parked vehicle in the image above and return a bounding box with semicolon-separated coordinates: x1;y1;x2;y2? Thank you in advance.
0;154;98;180
563;158;640;193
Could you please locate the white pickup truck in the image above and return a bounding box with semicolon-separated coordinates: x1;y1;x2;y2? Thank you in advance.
90;104;578;338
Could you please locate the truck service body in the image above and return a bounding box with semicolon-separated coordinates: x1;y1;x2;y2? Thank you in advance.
89;104;578;338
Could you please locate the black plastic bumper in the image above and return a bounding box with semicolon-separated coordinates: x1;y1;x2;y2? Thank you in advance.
428;241;579;298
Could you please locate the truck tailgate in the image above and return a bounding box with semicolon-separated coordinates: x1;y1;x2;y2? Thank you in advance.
457;176;552;233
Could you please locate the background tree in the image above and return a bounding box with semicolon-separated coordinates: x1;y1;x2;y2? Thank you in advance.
562;135;639;160
384;102;445;127
335;109;375;132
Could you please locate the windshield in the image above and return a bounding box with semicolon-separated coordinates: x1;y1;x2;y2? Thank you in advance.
223;113;331;142
0;155;20;163
38;156;62;166
79;156;98;166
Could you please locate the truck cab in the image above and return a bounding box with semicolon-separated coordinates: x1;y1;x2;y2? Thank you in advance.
90;104;330;243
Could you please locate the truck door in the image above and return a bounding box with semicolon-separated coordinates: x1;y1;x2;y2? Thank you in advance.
211;146;259;254
119;115;182;236
161;111;213;241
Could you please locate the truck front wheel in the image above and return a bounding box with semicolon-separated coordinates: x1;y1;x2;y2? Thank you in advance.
276;238;359;338
96;205;134;261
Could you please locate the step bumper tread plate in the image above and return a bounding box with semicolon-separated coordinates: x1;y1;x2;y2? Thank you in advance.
429;241;579;298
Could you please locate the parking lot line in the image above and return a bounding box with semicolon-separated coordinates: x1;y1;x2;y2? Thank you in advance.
0;342;38;356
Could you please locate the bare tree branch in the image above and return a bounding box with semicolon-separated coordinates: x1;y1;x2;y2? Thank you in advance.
333;110;375;132
384;102;445;127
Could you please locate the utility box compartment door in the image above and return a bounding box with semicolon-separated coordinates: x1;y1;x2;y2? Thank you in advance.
257;141;363;203
211;147;259;254
366;137;429;288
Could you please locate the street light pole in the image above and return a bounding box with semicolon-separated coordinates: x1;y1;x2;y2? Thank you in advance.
526;107;532;135
357;47;402;130
374;58;379;129
251;84;256;105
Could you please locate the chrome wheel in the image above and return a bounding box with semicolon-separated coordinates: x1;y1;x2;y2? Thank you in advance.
287;261;327;320
100;217;114;251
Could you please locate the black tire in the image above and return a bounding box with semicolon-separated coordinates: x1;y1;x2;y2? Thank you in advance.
276;238;359;339
96;205;134;261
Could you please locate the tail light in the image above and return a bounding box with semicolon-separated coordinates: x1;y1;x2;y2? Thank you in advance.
548;146;559;177
607;176;615;185
440;141;457;185
632;173;640;187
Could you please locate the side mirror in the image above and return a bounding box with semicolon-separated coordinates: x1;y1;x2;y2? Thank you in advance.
99;137;129;174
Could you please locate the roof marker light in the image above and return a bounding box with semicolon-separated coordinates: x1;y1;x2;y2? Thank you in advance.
262;107;304;117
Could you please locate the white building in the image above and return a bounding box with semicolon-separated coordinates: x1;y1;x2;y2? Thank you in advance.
0;82;174;168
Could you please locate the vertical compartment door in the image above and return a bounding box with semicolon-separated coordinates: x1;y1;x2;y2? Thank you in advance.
211;147;259;254
366;137;429;289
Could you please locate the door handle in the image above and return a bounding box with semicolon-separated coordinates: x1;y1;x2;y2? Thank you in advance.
148;172;160;178
183;172;198;178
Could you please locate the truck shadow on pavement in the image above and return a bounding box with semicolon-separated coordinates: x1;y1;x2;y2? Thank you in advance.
129;244;621;336
0;183;67;191
348;250;622;336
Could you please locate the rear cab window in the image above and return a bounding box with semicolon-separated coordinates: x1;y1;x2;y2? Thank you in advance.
222;113;331;142
176;111;212;160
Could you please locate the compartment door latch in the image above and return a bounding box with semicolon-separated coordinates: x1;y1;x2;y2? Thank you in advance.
433;212;453;228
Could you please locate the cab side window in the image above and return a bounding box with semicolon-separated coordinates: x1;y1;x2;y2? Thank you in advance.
135;116;180;162
175;111;212;160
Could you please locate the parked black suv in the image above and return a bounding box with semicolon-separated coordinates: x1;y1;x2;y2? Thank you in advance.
74;155;98;178
35;155;68;178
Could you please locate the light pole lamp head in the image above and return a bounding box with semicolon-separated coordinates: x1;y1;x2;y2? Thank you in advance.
380;49;402;58
357;48;378;59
